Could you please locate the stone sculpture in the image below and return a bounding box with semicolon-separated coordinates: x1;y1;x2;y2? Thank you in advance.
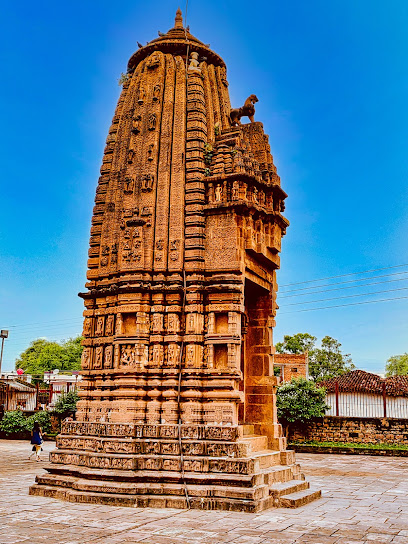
229;94;259;125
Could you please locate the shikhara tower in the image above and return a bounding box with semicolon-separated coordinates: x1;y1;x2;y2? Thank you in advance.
31;11;320;510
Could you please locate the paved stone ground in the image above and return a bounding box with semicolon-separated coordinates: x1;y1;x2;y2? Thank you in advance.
0;440;407;544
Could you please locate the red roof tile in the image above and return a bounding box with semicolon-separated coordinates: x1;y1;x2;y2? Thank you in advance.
320;370;408;397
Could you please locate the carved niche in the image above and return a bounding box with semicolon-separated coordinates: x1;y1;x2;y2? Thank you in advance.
95;316;104;336
104;345;113;369
147;52;160;69
94;346;103;369
141;174;154;192
81;347;91;369
83;318;92;337
105;315;115;336
148;113;157;131
153;84;161;102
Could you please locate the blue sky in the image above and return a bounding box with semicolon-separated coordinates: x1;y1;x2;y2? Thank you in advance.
1;0;407;374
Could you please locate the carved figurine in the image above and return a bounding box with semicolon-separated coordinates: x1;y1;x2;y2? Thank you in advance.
215;184;222;202
123;177;134;194
147;144;154;161
131;115;141;134
148;113;156;131
147;52;160;69
141;174;154;192
188;51;201;73
153;84;161;102
232;180;239;200
229;94;258;126
127;148;135;164
137;86;146;104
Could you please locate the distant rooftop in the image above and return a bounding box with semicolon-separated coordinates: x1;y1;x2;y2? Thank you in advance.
321;369;408;397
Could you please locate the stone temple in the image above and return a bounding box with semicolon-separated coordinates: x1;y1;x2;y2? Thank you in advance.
30;10;321;511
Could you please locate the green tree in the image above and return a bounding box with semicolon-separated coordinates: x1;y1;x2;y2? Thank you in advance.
385;353;408;376
276;377;330;436
309;336;355;381
275;333;354;382
53;390;80;418
275;333;317;354
15;336;83;382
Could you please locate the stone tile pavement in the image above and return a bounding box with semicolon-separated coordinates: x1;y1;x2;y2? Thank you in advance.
0;440;407;544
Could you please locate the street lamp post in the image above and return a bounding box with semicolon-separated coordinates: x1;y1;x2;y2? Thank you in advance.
0;330;9;377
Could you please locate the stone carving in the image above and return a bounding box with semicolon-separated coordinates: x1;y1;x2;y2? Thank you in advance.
151;313;163;333
83;318;92;337
147;52;160;69
148;113;157;131
111;243;118;264
94;346;103;369
123;177;134;194
188;51;201;73
137;86;146;104
120;345;135;367
215;184;222;202
229;94;259;126
105;315;115;336
232;180;239;200
141;174;154;192
100;245;110;267
153;84;161;102
104;345;113;368
131;115;141;134
81;347;91;369
147;144;154;161
167;343;180;366
127;148;135;163
166;313;179;333
95;316;104;336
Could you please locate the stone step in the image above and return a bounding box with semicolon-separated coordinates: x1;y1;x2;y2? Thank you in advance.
238;435;269;453
261;465;298;485
278;488;322;508
36;473;270;501
29;484;275;513
251;450;282;469
269;479;309;498
242;425;255;436
44;463;265;487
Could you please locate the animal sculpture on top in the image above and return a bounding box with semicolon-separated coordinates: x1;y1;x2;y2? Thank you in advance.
229;94;259;126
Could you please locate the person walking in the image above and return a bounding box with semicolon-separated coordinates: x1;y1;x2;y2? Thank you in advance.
28;421;43;461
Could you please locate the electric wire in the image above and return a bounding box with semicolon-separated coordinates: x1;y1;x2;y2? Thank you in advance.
278;294;408;314
278;275;408;299
279;263;408;288
279;270;408;295
280;286;408;307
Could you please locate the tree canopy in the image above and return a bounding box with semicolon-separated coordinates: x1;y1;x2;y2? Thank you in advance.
385;353;408;377
275;332;355;382
15;337;83;381
276;377;329;432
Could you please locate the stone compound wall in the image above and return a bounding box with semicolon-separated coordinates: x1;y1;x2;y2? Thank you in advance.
290;416;408;445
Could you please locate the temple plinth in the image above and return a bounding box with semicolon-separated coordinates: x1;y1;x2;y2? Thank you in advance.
30;11;321;511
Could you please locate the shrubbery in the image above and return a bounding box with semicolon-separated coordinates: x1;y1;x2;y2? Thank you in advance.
0;410;29;436
0;409;52;436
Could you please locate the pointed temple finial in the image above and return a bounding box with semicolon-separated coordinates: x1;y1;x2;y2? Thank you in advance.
175;7;184;29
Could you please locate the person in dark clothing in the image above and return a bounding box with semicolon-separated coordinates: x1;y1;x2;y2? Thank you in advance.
28;421;43;461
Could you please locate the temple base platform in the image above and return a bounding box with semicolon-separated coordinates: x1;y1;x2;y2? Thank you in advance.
30;422;321;511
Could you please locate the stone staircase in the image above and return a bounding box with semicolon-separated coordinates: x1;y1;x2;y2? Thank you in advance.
30;422;321;511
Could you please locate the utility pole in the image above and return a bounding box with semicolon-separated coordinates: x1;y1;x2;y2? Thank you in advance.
0;330;9;376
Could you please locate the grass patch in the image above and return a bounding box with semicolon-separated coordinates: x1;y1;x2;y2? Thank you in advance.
289;440;408;451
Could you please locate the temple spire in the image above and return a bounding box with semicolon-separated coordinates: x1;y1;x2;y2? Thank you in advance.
174;7;184;29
